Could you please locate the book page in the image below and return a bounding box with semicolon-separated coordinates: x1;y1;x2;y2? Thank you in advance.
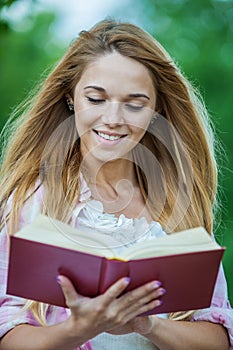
14;214;120;258
120;228;221;260
14;215;221;261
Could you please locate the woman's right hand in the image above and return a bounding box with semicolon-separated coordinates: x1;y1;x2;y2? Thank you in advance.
57;275;164;343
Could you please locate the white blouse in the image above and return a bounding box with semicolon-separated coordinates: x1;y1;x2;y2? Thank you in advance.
75;199;167;350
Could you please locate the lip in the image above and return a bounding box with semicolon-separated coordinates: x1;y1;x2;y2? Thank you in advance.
93;129;127;145
93;129;126;137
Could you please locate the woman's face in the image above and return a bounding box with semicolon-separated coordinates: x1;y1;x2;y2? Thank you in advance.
73;52;156;164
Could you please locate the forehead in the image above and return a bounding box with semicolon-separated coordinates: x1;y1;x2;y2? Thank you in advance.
75;52;155;95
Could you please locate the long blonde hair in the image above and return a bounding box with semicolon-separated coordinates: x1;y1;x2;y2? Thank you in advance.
0;19;218;324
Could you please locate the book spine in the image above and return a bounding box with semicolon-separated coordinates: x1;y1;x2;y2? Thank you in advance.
99;259;129;294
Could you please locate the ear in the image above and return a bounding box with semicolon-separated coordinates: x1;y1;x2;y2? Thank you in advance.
65;94;74;111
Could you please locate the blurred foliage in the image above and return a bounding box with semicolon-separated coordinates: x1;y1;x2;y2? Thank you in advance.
0;0;232;301
0;0;20;31
133;0;233;302
0;6;64;129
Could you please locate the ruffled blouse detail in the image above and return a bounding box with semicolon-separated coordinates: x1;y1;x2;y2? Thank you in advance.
75;199;167;248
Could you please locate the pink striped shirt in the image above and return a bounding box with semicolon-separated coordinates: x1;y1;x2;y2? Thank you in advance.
0;178;232;347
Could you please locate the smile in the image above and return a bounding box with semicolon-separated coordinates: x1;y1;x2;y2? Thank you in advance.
95;131;125;141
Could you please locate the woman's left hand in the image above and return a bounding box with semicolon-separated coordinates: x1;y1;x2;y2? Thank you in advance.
106;315;158;335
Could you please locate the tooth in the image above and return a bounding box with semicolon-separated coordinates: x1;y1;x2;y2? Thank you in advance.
97;132;120;140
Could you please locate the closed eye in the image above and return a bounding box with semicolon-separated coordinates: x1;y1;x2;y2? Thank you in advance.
125;103;144;111
86;96;105;104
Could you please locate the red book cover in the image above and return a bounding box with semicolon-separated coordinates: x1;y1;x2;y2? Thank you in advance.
7;235;224;314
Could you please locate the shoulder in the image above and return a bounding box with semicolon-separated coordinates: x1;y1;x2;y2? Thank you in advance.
2;181;44;232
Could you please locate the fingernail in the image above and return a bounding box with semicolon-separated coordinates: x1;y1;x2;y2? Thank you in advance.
124;277;131;284
152;281;162;289
56;276;62;285
158;288;166;296
153;299;163;308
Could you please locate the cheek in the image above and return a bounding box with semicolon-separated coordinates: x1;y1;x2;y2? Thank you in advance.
138;127;148;140
74;109;97;136
126;107;153;129
128;125;148;142
127;115;152;138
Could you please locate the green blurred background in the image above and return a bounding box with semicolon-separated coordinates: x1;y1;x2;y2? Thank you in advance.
0;0;232;302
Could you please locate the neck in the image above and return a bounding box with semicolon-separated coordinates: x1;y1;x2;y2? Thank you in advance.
80;155;151;221
82;157;137;189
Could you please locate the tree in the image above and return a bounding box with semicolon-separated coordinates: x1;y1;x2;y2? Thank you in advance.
0;0;20;32
132;0;233;301
0;11;65;129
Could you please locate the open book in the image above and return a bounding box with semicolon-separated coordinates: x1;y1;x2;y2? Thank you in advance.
7;214;225;315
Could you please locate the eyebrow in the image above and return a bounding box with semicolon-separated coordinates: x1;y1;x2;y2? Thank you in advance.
84;85;105;92
128;93;150;100
84;85;150;100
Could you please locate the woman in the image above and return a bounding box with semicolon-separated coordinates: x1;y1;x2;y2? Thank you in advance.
0;19;232;349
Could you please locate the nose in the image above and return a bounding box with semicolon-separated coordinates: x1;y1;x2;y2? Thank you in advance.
101;101;123;127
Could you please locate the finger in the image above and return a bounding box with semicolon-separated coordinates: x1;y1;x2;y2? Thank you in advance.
113;281;164;319
130;286;166;308
124;298;162;323
57;275;86;309
119;281;163;309
102;277;131;305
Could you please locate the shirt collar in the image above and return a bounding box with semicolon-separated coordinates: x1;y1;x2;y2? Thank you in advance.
79;172;92;203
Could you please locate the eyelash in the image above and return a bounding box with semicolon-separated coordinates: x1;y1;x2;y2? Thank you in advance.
125;104;143;111
86;97;144;111
87;97;105;104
